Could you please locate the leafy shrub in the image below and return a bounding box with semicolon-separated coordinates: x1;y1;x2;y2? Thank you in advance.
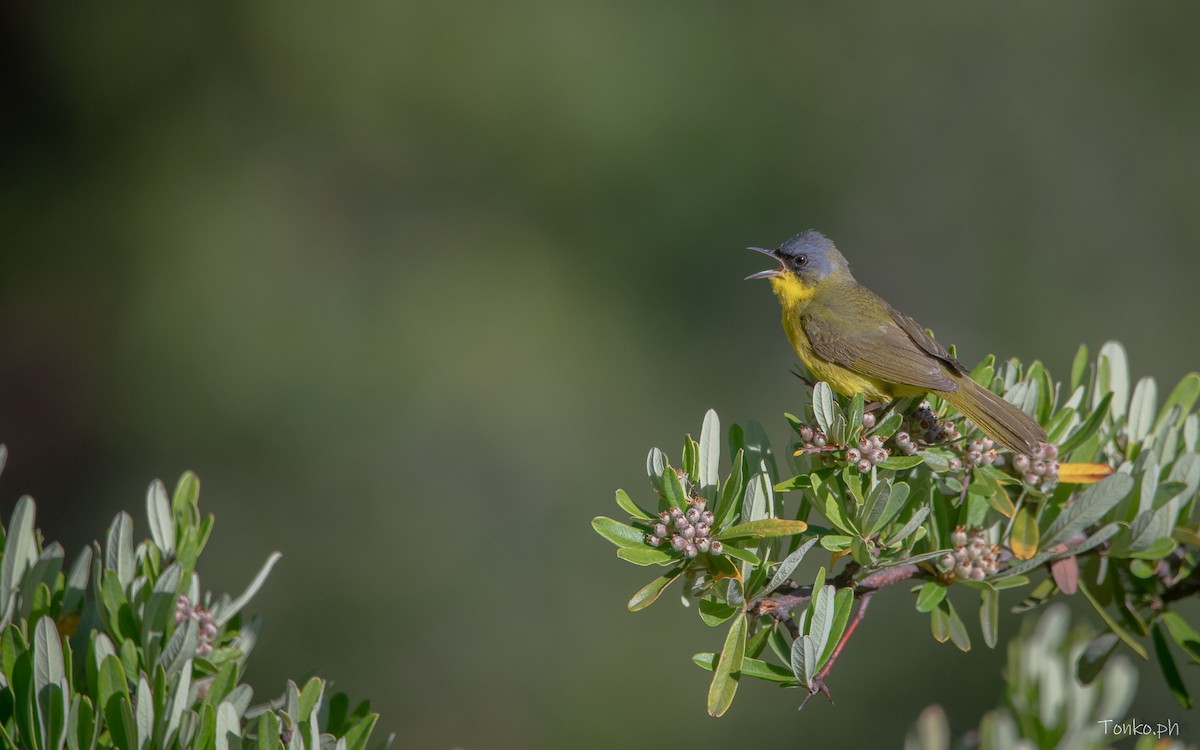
0;460;391;750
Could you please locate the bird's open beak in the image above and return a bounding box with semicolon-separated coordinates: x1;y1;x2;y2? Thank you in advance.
745;246;782;280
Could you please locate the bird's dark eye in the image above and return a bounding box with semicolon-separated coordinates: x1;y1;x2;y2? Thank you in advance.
793;255;808;268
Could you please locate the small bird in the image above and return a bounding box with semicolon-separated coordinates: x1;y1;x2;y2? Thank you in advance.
748;230;1047;457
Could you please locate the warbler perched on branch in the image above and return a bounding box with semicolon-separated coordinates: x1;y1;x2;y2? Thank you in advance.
748;230;1047;457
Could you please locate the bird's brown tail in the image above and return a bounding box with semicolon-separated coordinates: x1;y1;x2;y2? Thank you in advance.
938;376;1047;456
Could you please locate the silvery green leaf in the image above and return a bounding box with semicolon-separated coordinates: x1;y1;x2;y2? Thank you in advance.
1128;376;1157;447
157;618;199;675
21;543;65;623
807;585;836;662
213;552;282;626
764;538;818;596
105;512;136;589
147;480;176;555
885;506;930;547
214;701;241;750
1043;473;1133;547
744;420;778;482
136;675;154;748
698;409;720;502
790;634;817;689
646;448;667;491
1097;340;1129;420
165;659;193;746
0;496;38;622
63;545;92;614
813;382;835;436
865;481;910;535
741;474;772;524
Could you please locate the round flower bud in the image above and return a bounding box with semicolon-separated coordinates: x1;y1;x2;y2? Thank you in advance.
969;568;986;581
857;459;873;473
680;526;696;540
862;412;876;429
1042;443;1058;459
674;516;690;530
1023;473;1040;485
670;535;687;550
694;523;710;538
1032;461;1047;476
846;447;862;462
799;426;814;442
948;458;963;471
696;538;711;553
1013;454;1031;472
653;523;668;538
646;534;661;546
685;508;700;523
699;510;714;525
669;506;684;519
955;564;971;579
813;434;828;447
709;540;724;555
940;554;955;570
951;528;968;547
870;449;888;465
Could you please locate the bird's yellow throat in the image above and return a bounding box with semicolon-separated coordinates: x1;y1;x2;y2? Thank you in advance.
768;272;817;309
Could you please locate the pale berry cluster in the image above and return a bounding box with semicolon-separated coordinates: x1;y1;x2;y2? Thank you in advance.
796;425;829;451
962;437;1003;468
646;495;723;558
1013;443;1059;487
175;595;219;655
847;433;890;472
939;526;1001;581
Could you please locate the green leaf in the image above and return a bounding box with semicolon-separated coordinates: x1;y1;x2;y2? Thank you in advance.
342;712;379;750
699;409;721;502
915;581;946;613
661;466;688;509
717;519;808;540
98;655;135;750
706;614;746;717
884;506;930;547
0;496;38;622
256;711;280;750
147;480;176;556
1127;376;1158;449
615;547;673;566
104;512;135;589
871;410;904;440
214;551;282;626
741;473;772;524
715;450;744;530
877;455;924;471
864;480;910;535
790;634;817;689
1152;623;1191;708
819;587;853;669
692;653;797;685
1097;341;1129;420
980;588;999;649
614;489;652;520
1043;473;1134;547
719;545;760;566
813;382;835;436
1058;392;1112;458
1161;611;1200;664
1078;580;1147;659
764;538;818;595
646;448;667;491
1157;372;1200;430
847;393;865;446
1077;632;1119;684
628;567;683;612
591;517;648;548
806;585;836;663
945;600;971;652
1070;343;1089;392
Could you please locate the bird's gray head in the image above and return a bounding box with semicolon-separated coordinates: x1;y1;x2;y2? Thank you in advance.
746;230;852;283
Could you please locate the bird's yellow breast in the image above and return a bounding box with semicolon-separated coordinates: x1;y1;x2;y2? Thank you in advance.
769;273;898;402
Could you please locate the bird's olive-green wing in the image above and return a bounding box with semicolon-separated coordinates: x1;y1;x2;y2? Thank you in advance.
800;295;958;391
885;304;969;376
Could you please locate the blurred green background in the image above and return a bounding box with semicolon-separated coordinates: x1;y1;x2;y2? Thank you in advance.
3;2;1199;747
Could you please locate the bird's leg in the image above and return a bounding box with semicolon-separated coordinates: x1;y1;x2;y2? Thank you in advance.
790;367;818;389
